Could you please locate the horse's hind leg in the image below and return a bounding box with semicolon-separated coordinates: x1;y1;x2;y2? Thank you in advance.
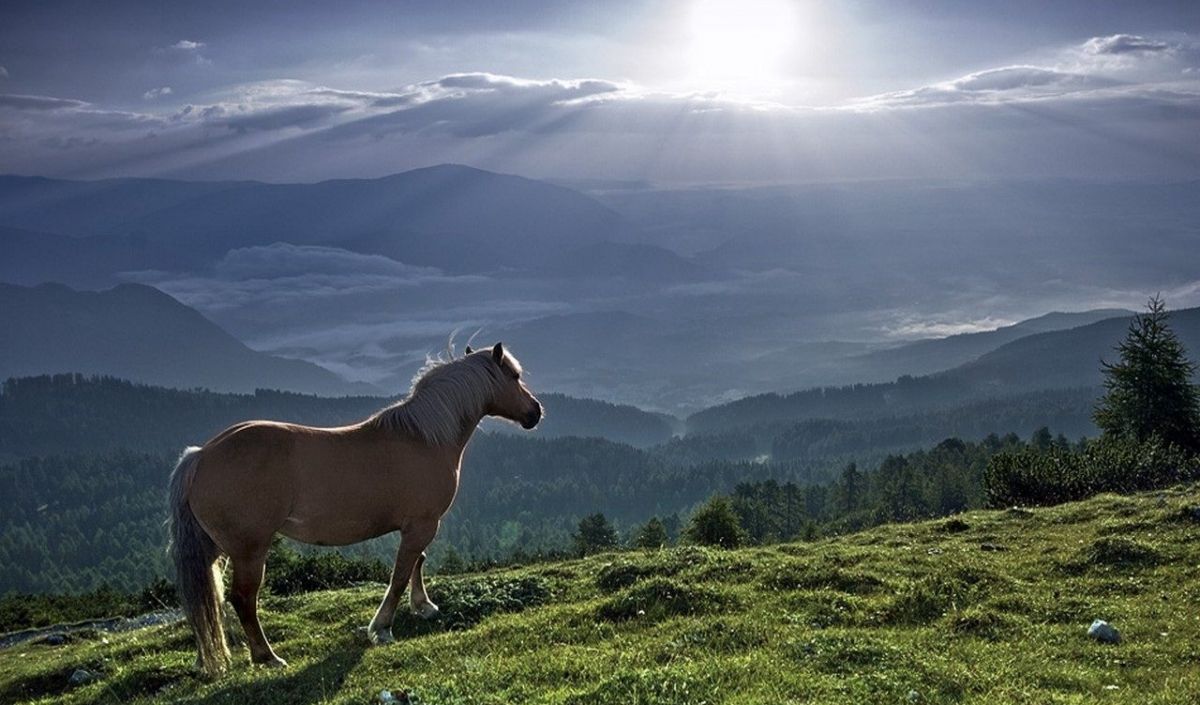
229;548;287;668
368;519;439;644
409;552;439;619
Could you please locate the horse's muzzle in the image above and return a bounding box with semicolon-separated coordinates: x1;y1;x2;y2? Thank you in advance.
521;403;542;429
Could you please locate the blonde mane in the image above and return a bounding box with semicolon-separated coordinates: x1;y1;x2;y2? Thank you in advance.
368;350;515;446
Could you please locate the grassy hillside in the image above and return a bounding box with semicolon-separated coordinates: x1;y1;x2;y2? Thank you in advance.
4;484;1200;704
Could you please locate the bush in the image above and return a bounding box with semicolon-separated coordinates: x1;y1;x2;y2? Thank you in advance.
264;542;389;595
983;436;1199;508
683;496;746;549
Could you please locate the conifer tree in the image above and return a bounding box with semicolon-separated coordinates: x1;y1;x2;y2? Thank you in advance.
632;517;669;549
1094;296;1200;452
573;513;619;556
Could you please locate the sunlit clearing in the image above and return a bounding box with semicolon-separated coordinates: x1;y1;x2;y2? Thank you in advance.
688;0;799;95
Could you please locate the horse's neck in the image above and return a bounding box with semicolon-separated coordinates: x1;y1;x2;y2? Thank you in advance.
450;411;485;453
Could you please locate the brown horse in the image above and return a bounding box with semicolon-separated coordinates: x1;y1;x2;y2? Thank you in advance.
167;342;541;676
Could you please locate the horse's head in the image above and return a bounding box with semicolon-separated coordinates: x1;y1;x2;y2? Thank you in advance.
471;342;541;429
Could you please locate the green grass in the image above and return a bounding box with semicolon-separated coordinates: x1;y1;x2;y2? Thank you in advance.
5;484;1200;704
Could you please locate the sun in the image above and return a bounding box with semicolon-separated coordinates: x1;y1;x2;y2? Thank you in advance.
687;0;799;94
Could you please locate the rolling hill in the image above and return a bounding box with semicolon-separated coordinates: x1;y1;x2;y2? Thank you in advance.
942;306;1200;393
3;483;1198;704
837;308;1134;383
687;307;1200;434
0;375;678;460
0;283;375;397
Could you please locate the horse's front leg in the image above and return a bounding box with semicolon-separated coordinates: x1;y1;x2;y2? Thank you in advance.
409;551;439;619
367;519;439;645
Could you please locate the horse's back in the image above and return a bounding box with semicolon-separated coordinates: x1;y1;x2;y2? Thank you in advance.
189;420;312;553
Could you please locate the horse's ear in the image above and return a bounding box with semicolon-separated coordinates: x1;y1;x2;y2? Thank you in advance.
464;345;474;355
492;342;504;362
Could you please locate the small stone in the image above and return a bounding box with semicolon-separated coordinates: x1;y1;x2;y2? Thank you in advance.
1088;619;1121;644
44;633;67;646
907;689;922;702
68;669;94;686
980;542;1008;552
379;690;397;704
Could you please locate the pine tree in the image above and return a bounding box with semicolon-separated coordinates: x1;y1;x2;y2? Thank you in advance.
573;513;619;556
835;462;862;513
1094;296;1200;452
632;517;669;549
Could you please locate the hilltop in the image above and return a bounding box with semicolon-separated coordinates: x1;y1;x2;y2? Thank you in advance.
3;483;1199;704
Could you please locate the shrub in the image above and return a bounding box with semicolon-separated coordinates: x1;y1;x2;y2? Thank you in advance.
429;575;550;631
983;436;1199;508
265;542;389;595
683;496;747;549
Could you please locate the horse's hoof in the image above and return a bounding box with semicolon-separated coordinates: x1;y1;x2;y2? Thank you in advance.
368;628;394;645
255;655;288;669
411;602;440;620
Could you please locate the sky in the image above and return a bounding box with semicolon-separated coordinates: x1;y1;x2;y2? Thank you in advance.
1;0;1199;183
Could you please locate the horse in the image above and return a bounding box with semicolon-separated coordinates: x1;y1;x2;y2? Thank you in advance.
167;342;541;676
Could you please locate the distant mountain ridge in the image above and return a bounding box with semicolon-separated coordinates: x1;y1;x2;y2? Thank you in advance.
0;165;637;276
687;306;1200;434
942;306;1200;392
0;375;678;460
838;308;1135;383
0;282;376;396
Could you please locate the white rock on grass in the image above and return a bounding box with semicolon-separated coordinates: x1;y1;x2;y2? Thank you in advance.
1088;619;1121;644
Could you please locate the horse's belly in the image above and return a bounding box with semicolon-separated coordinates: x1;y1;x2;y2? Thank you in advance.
279;512;395;546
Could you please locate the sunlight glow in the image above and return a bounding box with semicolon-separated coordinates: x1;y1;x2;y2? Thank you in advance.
688;0;799;94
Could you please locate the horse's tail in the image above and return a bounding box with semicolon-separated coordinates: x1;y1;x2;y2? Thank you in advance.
167;446;230;677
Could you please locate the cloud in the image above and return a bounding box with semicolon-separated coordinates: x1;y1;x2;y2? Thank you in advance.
856;66;1117;108
212;243;443;280
1084;34;1172;56
884;316;1017;340
142;86;172;101
126;243;480;311
171;40;205;51
328;73;625;138
121;243;564;386
220;102;351;132
0;42;1197;183
0;93;89;111
0;66;8;79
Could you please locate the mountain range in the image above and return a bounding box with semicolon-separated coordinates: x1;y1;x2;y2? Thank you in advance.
687;306;1200;434
0;282;376;396
0;165;661;277
2;166;1195;413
